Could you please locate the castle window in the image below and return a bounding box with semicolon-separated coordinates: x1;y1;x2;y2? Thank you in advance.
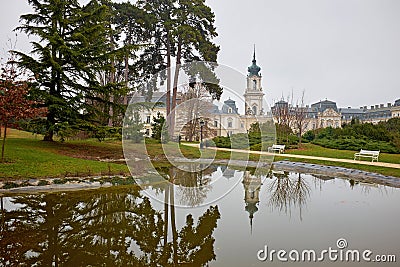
253;80;257;90
228;108;232;114
214;120;218;127
252;105;257;115
146;115;151;124
228;118;233;128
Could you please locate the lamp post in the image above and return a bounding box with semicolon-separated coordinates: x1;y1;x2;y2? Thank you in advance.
199;119;205;149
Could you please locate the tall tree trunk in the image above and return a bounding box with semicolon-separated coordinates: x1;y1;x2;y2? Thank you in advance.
171;39;182;139
43;111;55;141
108;69;115;127
44;16;58;142
108;27;116;127
1;123;7;162
166;36;172;139
123;52;129;106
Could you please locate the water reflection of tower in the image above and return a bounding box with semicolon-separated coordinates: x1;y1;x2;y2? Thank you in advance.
242;170;262;234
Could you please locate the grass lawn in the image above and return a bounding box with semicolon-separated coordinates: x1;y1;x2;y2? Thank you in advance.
286;143;400;164
0;129;129;180
1;129;399;179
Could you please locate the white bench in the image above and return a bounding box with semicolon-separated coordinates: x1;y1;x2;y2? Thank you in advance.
268;144;285;154
354;149;380;162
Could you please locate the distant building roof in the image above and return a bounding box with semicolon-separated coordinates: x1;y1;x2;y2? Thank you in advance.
339;108;365;114
275;100;288;105
311;99;338;112
210;104;220;114
129;91;167;106
221;98;239;114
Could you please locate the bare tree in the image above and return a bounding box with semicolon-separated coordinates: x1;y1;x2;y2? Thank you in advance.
177;83;213;141
271;94;293;144
292;90;310;146
272;90;310;146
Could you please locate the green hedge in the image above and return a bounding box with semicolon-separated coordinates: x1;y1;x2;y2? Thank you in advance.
312;137;399;153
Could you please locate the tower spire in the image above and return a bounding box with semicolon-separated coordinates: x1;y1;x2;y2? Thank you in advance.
248;45;261;76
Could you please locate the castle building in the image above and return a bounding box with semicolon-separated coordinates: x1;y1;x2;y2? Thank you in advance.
272;97;400;134
131;46;399;138
129;48;272;139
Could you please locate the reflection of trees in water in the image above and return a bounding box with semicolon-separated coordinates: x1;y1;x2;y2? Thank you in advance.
156;164;213;207
0;187;220;266
175;165;213;207
267;172;311;219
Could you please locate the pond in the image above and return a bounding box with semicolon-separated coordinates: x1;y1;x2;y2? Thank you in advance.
0;164;399;266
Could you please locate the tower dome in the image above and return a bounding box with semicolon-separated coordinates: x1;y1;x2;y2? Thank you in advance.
248;45;261;76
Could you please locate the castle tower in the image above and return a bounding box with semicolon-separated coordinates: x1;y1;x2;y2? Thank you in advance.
244;46;264;116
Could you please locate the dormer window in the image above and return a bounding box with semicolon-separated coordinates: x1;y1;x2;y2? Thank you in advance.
228;108;232;114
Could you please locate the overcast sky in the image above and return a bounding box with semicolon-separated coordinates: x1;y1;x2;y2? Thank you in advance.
1;0;399;109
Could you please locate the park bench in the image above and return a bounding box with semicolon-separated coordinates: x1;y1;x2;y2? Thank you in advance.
267;144;285;154
354;149;380;162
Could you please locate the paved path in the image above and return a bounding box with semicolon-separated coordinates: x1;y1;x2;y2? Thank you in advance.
182;143;400;169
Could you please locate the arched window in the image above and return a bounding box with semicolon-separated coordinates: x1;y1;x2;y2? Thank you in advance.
252;105;257;115
253;80;257;90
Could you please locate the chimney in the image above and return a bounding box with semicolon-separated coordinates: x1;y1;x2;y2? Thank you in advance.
364;106;367;110
380;104;384;108
388;103;392;107
375;105;379;109
348;107;351;109
360;107;363;109
371;106;374;110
